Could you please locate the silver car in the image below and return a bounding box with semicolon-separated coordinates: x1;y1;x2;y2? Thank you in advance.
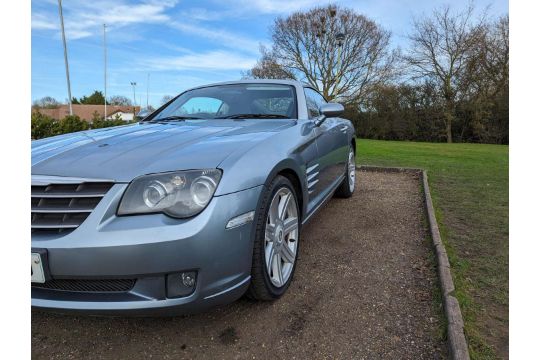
31;80;356;315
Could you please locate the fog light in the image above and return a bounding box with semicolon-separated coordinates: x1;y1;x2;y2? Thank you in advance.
166;271;197;298
182;272;195;287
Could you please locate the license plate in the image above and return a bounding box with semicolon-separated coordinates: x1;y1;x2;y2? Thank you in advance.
31;253;45;283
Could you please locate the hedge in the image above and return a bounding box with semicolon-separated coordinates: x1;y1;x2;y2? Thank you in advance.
31;111;134;140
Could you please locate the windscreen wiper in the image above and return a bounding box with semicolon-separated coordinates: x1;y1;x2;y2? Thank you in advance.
149;115;202;122
215;113;290;119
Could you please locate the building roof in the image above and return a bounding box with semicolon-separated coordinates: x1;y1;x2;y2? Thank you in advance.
35;104;141;121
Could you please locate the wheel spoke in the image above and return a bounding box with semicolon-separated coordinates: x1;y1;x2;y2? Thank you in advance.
275;254;284;285
269;194;280;224
280;243;296;263
278;193;291;220
265;244;275;275
283;217;298;238
265;223;276;243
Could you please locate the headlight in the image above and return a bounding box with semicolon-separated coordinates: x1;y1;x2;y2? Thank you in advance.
117;169;222;218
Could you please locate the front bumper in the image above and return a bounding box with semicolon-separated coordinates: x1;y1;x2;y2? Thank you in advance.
31;184;264;315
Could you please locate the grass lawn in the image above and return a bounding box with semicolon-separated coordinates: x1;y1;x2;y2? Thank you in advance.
356;139;508;359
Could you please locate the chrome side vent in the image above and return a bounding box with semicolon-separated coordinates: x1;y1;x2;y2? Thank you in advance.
306;163;319;194
31;181;114;235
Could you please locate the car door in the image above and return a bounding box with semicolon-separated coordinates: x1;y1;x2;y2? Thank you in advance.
303;87;349;200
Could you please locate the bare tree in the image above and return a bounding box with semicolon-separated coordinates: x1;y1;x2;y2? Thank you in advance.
161;95;174;105
243;46;296;80
32;96;61;109
109;95;132;106
404;5;485;142
262;4;395;102
468;15;508;98
461;15;509;143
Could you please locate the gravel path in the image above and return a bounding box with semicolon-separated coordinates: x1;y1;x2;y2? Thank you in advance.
32;170;446;359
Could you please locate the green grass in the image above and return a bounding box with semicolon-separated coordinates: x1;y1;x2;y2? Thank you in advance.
356;139;508;359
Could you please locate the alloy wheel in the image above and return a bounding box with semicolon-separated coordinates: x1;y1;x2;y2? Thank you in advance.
348;149;356;193
264;187;299;287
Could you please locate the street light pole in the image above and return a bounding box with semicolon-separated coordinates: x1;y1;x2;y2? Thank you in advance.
57;0;73;115
146;73;150;110
335;33;346;88
130;82;137;115
103;24;107;120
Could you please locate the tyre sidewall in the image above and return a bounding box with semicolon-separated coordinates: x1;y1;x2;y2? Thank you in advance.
255;176;300;298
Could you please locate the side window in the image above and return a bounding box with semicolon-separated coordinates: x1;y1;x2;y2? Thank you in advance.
304;88;327;119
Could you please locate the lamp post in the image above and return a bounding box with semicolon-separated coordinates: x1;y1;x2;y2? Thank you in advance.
103;24;107;120
312;9;345;98
130;82;137;106
335;32;346;75
130;82;137;116
57;0;73;115
146;73;150;110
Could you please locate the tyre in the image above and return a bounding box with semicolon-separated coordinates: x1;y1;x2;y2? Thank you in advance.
247;175;300;300
334;145;356;198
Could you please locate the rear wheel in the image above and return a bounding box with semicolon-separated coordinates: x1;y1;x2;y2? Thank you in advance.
334;145;356;198
247;175;300;300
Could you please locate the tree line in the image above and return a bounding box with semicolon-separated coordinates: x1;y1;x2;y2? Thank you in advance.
244;4;508;144
32;91;135;108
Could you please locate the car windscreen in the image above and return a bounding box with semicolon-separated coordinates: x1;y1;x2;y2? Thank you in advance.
150;84;297;121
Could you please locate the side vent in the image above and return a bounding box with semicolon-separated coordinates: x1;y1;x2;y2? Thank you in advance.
306;163;319;194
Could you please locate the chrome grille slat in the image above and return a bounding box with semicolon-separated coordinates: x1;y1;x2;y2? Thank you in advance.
31;192;109;198
31;181;114;235
31;223;80;229
31;207;94;213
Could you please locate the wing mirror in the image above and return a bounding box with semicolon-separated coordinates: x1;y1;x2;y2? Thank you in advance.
135;108;152;122
315;103;344;126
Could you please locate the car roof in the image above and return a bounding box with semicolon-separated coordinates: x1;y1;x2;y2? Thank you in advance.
185;79;311;91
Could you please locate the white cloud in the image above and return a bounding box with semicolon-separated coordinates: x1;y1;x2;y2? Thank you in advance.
32;0;179;40
140;50;256;72
169;22;263;54
232;0;334;14
32;13;58;30
179;7;224;21
31;0;265;54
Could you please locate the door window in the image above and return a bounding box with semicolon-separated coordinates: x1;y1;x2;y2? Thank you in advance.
304;88;327;119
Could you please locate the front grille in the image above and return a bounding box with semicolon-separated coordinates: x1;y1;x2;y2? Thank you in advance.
31;182;114;235
32;278;136;293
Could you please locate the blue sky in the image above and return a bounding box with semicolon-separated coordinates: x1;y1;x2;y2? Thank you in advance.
31;0;508;108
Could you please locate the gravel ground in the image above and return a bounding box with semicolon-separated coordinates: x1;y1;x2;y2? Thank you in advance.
32;170;446;359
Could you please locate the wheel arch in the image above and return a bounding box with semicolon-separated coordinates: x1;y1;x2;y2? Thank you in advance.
262;159;306;222
277;168;303;222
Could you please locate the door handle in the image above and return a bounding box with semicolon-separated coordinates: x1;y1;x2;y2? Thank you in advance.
340;126;348;133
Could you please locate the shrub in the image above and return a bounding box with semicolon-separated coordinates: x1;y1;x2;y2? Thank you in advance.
31;112;135;140
31;111;59;139
91;117;127;129
57;115;89;134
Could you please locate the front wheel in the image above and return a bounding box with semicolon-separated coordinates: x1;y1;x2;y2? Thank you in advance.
247;175;300;301
334;146;356;198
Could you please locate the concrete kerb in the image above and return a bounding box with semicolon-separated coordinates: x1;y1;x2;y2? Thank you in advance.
357;165;470;360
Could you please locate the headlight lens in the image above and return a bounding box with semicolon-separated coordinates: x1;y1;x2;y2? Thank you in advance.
118;169;222;218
